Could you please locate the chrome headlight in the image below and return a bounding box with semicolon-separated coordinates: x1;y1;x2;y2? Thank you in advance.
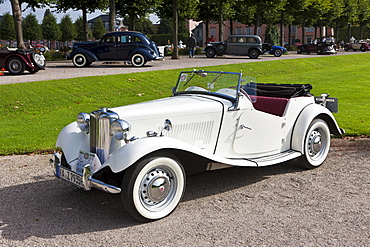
77;112;90;132
111;119;130;141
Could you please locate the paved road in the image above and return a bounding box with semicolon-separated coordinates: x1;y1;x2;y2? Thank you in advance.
0;51;363;85
0;138;369;246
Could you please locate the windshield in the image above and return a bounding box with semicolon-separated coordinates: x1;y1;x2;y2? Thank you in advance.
173;71;242;99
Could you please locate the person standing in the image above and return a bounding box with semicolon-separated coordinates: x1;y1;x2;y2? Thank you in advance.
187;33;196;58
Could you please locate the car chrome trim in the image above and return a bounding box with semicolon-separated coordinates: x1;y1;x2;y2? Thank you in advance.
49;156;121;194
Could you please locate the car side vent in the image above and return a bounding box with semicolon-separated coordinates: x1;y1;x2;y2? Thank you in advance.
166;121;214;145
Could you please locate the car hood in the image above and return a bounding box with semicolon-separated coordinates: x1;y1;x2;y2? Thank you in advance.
110;95;225;141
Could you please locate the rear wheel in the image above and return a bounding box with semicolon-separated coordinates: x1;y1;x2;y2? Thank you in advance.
274;49;283;57
248;49;260;59
299;119;331;169
121;152;186;222
72;53;89;67
361;47;365;52
6;57;25;75
297;48;302;54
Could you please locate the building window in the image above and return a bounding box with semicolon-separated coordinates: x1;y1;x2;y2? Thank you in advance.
236;27;242;34
211;28;216;37
244;27;252;35
305;27;314;33
291;26;297;34
257;27;261;35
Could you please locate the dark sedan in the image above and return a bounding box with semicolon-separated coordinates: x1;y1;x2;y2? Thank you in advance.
70;31;163;67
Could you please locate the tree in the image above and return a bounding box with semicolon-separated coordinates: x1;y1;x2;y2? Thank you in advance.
265;25;280;45
92;17;106;39
41;9;61;41
156;0;199;59
23;13;42;44
60;14;77;42
9;0;26;49
74;16;91;41
116;0;158;31
54;0;107;41
0;12;16;43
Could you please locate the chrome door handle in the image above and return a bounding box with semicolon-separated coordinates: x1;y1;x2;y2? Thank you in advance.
239;124;252;130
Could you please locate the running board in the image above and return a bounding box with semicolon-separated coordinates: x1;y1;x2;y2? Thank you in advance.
249;150;302;167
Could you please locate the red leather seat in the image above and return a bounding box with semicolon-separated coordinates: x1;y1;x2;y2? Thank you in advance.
252;96;289;117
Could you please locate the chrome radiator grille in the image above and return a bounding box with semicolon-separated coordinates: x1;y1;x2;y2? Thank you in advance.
89;108;119;164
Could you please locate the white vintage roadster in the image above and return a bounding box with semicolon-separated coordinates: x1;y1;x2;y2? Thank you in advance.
51;70;344;222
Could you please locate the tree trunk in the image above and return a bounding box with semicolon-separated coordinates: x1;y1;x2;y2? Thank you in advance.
10;0;26;49
230;20;233;35
254;13;260;35
288;24;291;48
347;23;351;43
109;0;116;32
301;19;305;44
171;0;179;59
82;8;89;42
279;11;284;47
218;7;224;41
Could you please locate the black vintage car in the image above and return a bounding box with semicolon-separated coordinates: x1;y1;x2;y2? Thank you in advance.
70;31;163;67
204;35;263;59
0;47;45;75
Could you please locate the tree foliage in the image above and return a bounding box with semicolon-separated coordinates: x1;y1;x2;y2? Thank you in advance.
23;13;42;43
60;14;77;42
41;9;61;41
0;12;16;41
92;17;106;39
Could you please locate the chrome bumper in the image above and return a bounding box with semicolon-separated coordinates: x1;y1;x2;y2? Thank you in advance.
50;153;121;194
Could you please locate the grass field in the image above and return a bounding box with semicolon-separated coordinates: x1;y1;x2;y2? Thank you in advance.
1;53;369;155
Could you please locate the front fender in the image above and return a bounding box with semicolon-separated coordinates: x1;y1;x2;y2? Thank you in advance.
70;49;98;62
56;121;90;164
104;137;213;173
129;48;155;60
291;103;344;153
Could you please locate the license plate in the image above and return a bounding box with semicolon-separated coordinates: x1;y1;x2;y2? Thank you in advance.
60;167;83;188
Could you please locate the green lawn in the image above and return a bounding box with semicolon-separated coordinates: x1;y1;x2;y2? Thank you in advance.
1;53;369;155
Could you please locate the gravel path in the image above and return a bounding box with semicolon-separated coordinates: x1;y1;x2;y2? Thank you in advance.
1;138;369;246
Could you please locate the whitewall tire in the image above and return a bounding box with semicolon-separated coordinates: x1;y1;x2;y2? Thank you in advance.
121;153;185;222
300;119;331;169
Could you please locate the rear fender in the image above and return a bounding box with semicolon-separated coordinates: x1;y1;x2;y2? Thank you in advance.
7;54;34;69
291;103;344;153
71;49;98;62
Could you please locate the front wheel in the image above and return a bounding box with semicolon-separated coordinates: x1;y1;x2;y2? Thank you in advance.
299;119;331;169
72;53;89;67
205;48;216;58
248;49;260;59
6;57;25;75
121;153;186;222
131;53;146;67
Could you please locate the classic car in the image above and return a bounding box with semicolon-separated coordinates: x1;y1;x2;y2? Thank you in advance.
50;70;344;222
297;38;337;55
0;47;45;75
204;35;263;59
70;31;163;67
262;43;287;57
344;41;370;52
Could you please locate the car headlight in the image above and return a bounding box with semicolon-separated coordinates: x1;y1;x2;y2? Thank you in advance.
111;119;130;141
77;112;90;132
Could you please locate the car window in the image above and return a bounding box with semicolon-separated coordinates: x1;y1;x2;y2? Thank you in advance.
119;35;131;43
246;37;257;43
102;35;116;43
228;37;237;43
132;36;142;43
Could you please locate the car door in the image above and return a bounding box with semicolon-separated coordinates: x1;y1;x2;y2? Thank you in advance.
225;37;239;55
233;109;286;157
238;37;255;55
116;35;138;60
98;34;118;60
